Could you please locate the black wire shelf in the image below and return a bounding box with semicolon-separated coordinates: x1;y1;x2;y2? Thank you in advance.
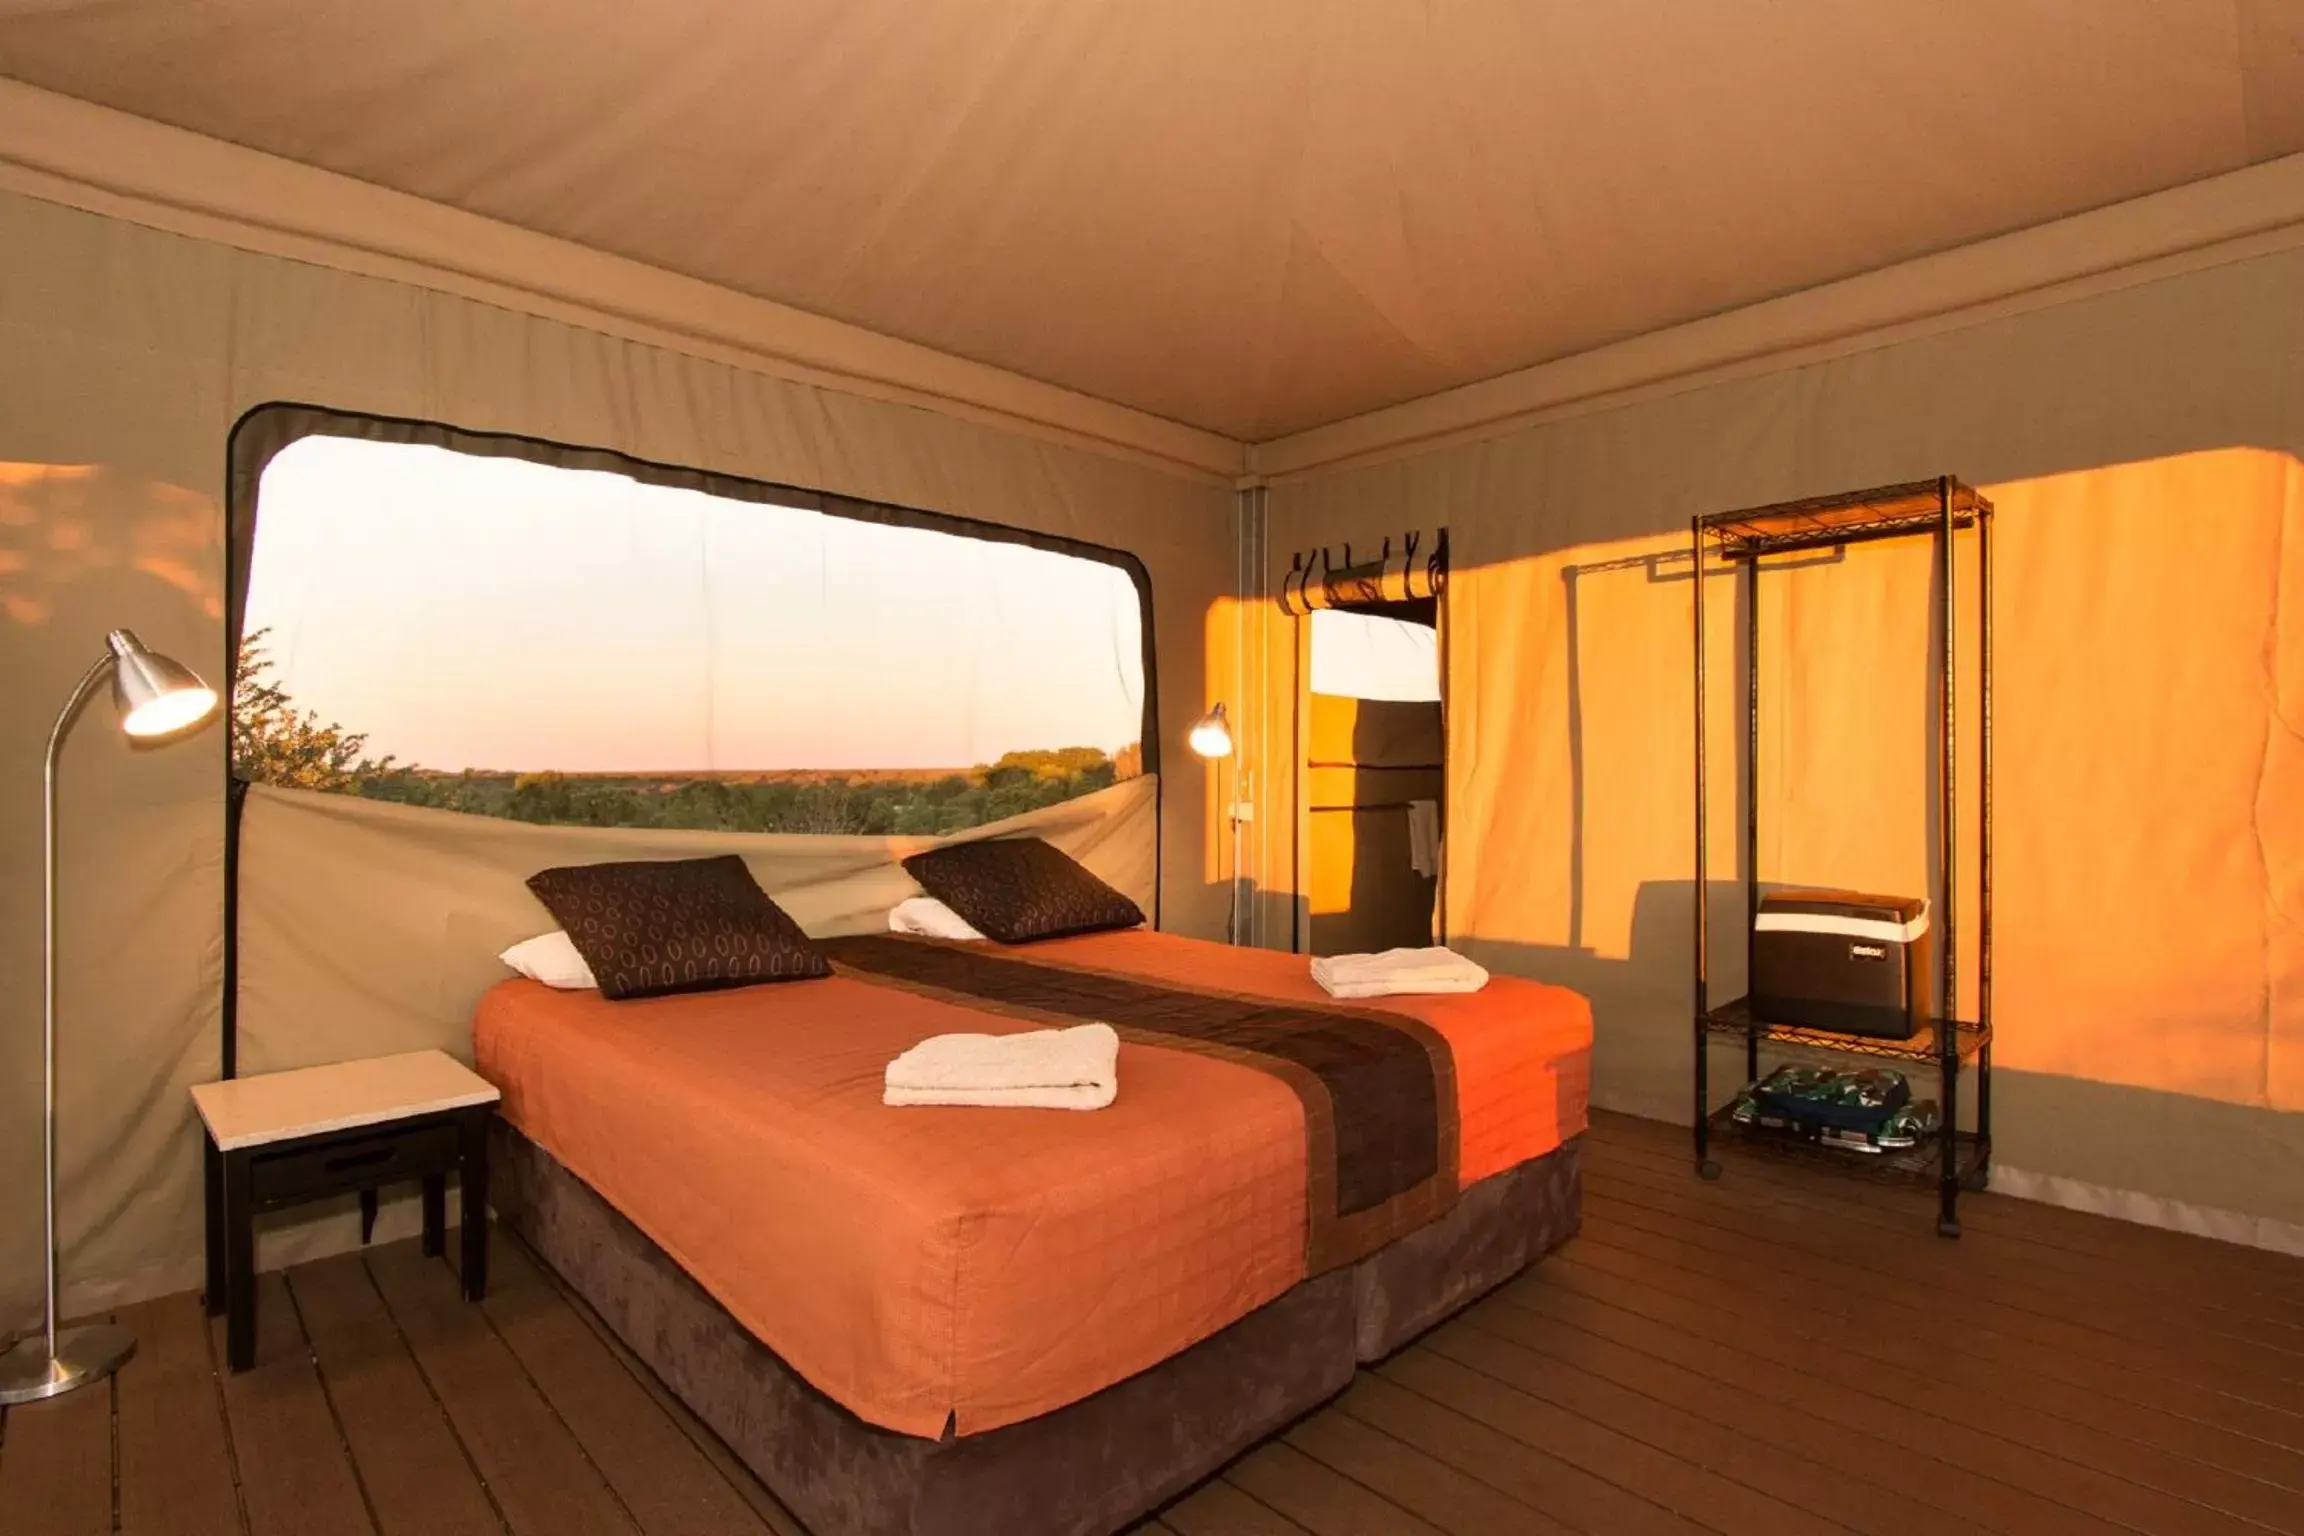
1690;472;1995;1234
1706;1102;1991;1190
1699;478;1991;560
1702;997;1989;1068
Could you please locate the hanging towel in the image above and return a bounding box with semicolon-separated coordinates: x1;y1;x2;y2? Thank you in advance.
1406;800;1442;878
1311;946;1489;999
883;1022;1119;1110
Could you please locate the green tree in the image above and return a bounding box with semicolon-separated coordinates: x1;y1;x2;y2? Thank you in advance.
230;642;1126;838
231;629;399;791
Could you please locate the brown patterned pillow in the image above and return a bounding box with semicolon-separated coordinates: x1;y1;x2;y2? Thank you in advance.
525;855;829;1001
901;838;1144;944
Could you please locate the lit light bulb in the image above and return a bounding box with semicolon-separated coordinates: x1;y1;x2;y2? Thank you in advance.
123;686;219;739
106;629;219;741
1189;703;1233;759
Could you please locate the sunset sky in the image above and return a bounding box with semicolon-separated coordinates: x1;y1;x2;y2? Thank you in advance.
242;436;1146;773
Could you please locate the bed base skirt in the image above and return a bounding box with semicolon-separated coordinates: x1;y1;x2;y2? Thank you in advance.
491;1123;1581;1536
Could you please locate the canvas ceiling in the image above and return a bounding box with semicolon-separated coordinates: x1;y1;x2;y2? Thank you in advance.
2;1;2302;441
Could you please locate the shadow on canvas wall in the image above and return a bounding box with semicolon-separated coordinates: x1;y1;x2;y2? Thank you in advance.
0;462;228;1334
1430;448;2304;1236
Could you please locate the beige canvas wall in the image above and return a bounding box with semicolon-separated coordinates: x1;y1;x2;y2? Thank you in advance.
0;189;1235;1326
1266;244;2304;1244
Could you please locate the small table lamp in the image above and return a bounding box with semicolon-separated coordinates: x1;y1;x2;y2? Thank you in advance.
1;629;218;1404
1189;703;1241;944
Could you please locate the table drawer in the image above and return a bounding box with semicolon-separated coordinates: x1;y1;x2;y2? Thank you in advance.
249;1120;461;1206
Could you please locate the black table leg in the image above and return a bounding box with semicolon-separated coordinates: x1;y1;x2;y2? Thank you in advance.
203;1135;227;1317
457;1109;489;1302
360;1187;381;1246
223;1148;256;1371
421;1174;446;1257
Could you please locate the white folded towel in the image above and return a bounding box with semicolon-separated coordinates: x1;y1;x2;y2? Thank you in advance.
889;895;988;941
883;1022;1119;1110
1311;946;1489;999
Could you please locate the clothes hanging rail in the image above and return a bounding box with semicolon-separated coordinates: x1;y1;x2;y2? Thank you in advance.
1691;475;1994;1237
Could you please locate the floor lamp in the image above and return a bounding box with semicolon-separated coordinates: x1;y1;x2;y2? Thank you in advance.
0;629;218;1405
1189;703;1240;944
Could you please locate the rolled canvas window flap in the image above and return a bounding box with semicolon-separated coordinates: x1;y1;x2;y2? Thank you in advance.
1278;528;1447;615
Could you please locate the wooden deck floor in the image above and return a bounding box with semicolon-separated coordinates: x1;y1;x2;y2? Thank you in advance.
6;1109;2302;1536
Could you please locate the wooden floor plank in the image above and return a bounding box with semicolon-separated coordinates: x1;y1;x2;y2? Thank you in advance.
474;1236;771;1536
1546;1242;2282;1536
1566;1217;2304;1520
0;1358;113;1536
365;1242;635;1536
1588;1127;2304;1336
1414;1315;1979;1536
1375;1343;1856;1536
213;1273;377;1536
1583;1176;2304;1420
1587;1154;2304;1371
1586;1132;2304;1339
493;1233;808;1536
1284;1407;1578;1535
70;1109;2304;1536
1222;1440;1446;1536
1574;1200;2304;1451
1503;1267;2242;1536
1575;1179;2304;1446
115;1291;243;1536
1467;1283;2124;1536
285;1251;502;1536
1323;1373;1682;1535
1587;1112;2304;1303
1157;1478;1315;1535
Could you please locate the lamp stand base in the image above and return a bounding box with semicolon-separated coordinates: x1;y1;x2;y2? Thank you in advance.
0;1323;136;1405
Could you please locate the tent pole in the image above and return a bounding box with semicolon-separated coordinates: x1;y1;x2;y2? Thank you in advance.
1692;516;1716;1178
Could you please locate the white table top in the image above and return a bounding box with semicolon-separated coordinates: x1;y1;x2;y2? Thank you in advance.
190;1049;500;1152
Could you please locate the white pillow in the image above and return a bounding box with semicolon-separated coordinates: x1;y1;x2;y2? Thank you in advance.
888;895;988;942
499;930;599;990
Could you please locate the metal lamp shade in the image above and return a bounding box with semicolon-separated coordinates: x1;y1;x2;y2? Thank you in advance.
107;629;219;739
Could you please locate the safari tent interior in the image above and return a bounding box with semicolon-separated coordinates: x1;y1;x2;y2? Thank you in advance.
4;6;2304;1535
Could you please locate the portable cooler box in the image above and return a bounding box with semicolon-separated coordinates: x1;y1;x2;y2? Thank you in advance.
1751;888;1932;1040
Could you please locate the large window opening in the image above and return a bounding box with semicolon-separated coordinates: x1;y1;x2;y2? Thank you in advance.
234;433;1151;836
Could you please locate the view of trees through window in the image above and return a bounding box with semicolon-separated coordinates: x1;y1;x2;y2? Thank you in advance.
233;627;1140;833
233;436;1148;836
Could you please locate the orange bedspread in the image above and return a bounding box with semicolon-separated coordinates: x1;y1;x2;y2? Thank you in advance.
472;930;1589;1437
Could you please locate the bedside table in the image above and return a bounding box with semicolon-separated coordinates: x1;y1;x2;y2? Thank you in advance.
191;1050;501;1372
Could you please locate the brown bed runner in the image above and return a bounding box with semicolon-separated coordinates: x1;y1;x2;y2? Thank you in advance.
822;934;1460;1272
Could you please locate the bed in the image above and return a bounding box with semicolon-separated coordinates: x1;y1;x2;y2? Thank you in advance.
476;927;1590;1536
